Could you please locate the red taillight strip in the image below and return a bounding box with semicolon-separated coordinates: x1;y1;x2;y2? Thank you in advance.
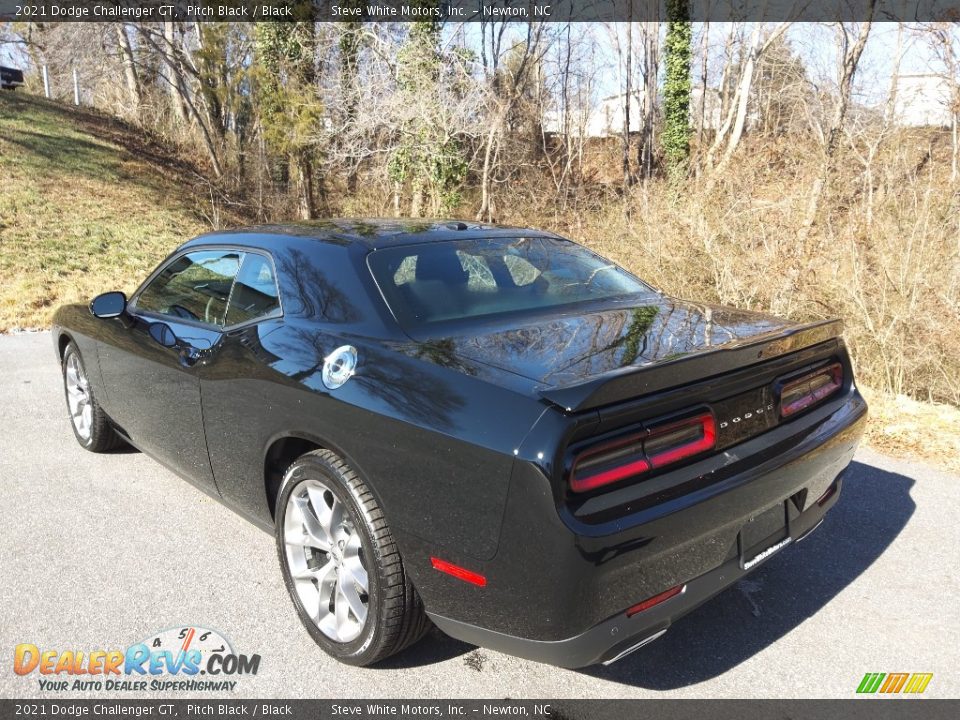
571;457;651;493
430;557;487;587
626;584;686;617
780;362;843;418
648;413;716;469
570;431;649;493
570;411;716;494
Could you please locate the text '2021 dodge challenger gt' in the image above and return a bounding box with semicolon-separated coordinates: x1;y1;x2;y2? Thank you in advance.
52;219;867;667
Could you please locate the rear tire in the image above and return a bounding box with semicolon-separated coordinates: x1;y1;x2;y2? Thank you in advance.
275;449;429;666
61;341;124;453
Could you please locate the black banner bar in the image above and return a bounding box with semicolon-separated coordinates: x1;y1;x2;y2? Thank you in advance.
1;0;959;23
1;700;959;720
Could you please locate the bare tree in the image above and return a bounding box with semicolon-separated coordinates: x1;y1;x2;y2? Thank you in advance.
920;23;960;184
705;21;791;177
115;24;141;112
136;24;225;177
476;22;550;222
161;21;190;123
845;21;906;227
622;19;633;191
638;21;660;182
800;5;876;239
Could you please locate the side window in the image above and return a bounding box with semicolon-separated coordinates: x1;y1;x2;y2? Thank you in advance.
225;253;281;326
136;250;242;326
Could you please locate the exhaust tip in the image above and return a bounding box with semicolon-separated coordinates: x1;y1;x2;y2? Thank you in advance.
602;628;669;666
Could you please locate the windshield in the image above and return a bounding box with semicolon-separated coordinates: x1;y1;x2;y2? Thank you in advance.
367;236;652;332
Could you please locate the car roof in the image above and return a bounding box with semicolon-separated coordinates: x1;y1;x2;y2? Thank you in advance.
184;218;558;251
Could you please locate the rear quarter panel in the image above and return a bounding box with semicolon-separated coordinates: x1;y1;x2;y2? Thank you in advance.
199;319;548;561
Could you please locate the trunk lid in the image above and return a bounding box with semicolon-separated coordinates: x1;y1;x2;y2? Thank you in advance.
442;296;843;412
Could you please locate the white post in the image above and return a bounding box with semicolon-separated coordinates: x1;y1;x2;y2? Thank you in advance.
72;68;80;105
42;65;50;99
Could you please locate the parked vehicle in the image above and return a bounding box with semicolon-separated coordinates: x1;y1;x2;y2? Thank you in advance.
0;66;24;90
52;220;867;667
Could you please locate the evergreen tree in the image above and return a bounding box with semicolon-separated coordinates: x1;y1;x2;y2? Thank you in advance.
663;1;693;182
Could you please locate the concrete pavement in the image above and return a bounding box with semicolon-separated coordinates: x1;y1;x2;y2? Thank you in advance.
0;331;957;699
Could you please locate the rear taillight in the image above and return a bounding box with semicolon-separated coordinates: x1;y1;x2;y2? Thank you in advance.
779;362;843;418
570;411;716;493
645;413;717;469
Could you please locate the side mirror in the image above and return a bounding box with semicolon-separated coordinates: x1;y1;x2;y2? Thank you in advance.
148;322;179;349
90;291;127;319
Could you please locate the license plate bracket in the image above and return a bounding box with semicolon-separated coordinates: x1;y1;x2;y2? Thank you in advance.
740;502;789;569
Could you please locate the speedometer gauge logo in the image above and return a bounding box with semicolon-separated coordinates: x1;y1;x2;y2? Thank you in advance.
139;626;234;669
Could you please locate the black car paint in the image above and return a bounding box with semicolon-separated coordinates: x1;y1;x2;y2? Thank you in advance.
51;219;867;667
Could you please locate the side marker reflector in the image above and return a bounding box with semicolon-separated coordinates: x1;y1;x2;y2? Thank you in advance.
626;584;685;617
816;484;838;506
430;557;487;587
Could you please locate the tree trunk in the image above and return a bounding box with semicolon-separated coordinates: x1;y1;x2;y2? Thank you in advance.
622;20;633;192
292;151;315;220
662;5;693;181
162;21;189;124
115;24;141;112
883;23;903;127
709;22;789;177
476;111;503;222
638;22;658;182
952;110;959;184
411;182;425;218
800;12;875;241
340;21;362;193
697;21;709;146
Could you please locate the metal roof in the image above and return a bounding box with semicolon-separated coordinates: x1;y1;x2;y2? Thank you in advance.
189;218;552;250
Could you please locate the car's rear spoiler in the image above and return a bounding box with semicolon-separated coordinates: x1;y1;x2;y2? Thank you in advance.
538;319;844;413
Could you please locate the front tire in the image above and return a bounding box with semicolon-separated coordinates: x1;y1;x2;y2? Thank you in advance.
61;341;123;453
275;449;429;666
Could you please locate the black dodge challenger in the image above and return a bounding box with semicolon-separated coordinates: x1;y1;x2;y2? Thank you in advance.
52;220;867;667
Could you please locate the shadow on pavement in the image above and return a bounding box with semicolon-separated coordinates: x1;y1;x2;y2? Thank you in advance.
376;626;473;669
579;460;915;689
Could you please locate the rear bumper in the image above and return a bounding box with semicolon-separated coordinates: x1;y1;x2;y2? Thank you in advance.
428;468;842;668
418;389;867;667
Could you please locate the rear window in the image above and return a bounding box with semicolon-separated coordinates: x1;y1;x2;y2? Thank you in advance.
368;237;651;331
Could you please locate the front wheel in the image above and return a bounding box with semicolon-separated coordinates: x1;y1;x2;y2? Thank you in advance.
275;449;429;665
61;341;124;452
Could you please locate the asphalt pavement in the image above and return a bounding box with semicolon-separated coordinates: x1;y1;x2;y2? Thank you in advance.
0;331;957;699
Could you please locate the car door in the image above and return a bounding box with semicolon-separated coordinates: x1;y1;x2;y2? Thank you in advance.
192;251;285;512
96;248;243;494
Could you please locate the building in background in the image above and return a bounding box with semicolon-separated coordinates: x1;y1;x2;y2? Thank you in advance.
894;74;955;127
544;86;722;138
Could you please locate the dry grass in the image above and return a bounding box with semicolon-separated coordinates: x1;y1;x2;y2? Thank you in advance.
1;92;957;469
860;387;960;474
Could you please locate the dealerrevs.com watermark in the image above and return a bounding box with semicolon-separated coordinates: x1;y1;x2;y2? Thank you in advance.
13;626;260;693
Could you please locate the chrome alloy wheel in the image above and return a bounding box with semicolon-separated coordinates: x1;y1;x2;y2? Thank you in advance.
65;352;93;442
283;479;370;643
